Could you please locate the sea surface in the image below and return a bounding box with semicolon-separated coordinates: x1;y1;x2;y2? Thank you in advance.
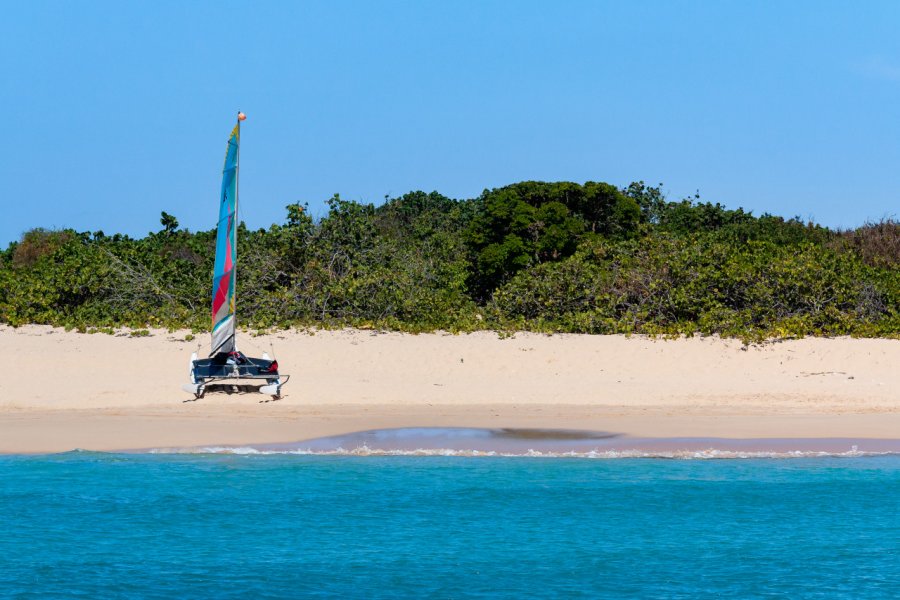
2;451;899;598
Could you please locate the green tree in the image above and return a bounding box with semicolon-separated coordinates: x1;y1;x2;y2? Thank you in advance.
466;181;639;297
160;211;179;234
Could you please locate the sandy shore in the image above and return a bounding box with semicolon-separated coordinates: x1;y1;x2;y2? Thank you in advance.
0;325;898;453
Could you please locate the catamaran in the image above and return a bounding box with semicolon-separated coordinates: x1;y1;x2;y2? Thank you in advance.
182;113;288;400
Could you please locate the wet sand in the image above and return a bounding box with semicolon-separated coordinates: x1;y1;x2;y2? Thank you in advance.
1;325;898;454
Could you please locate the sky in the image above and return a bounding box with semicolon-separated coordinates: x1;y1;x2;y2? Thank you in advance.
2;0;899;245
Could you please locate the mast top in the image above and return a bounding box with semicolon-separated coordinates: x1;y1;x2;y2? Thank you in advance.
237;111;246;122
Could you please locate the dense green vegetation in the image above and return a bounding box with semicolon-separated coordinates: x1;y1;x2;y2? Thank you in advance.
1;181;897;341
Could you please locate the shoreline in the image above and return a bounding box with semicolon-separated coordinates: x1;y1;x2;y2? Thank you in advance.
148;426;900;459
4;405;900;455
1;325;898;454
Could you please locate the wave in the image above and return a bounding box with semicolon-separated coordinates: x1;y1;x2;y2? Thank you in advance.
148;444;897;460
144;428;900;459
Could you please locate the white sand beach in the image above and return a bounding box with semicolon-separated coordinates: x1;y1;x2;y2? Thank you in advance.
0;325;898;453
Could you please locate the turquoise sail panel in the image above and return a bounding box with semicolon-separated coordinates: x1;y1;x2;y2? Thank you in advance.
211;124;239;355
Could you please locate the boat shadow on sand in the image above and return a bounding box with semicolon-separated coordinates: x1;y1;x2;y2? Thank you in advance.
182;383;283;403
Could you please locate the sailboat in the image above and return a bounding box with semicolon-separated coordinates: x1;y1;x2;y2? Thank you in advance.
182;113;288;400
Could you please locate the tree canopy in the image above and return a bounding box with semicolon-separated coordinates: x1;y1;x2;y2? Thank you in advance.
1;180;896;341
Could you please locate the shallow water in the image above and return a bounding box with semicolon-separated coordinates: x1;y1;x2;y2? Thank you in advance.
2;452;899;597
156;427;900;459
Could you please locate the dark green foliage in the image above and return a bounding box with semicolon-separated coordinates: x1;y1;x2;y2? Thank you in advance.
658;199;752;234
0;181;896;340
160;211;179;234
466;181;639;297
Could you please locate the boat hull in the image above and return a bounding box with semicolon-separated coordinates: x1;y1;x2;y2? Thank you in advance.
186;352;287;399
191;355;279;380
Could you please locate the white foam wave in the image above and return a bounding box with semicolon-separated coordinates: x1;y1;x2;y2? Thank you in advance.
148;444;895;460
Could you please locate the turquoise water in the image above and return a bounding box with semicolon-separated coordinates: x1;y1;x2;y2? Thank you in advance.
2;453;899;598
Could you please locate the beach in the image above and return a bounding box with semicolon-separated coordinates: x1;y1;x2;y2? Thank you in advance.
0;325;897;454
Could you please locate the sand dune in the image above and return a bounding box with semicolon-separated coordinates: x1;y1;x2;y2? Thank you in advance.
0;325;897;453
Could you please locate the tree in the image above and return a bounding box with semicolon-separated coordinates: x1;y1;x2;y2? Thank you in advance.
160;211;179;234
466;181;639;297
624;181;667;224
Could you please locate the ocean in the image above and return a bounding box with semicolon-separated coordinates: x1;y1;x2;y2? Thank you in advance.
2;452;899;598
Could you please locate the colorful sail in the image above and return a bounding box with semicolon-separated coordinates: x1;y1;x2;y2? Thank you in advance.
211;123;240;355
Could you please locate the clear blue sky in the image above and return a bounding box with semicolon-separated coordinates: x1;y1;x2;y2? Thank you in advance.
2;0;899;245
